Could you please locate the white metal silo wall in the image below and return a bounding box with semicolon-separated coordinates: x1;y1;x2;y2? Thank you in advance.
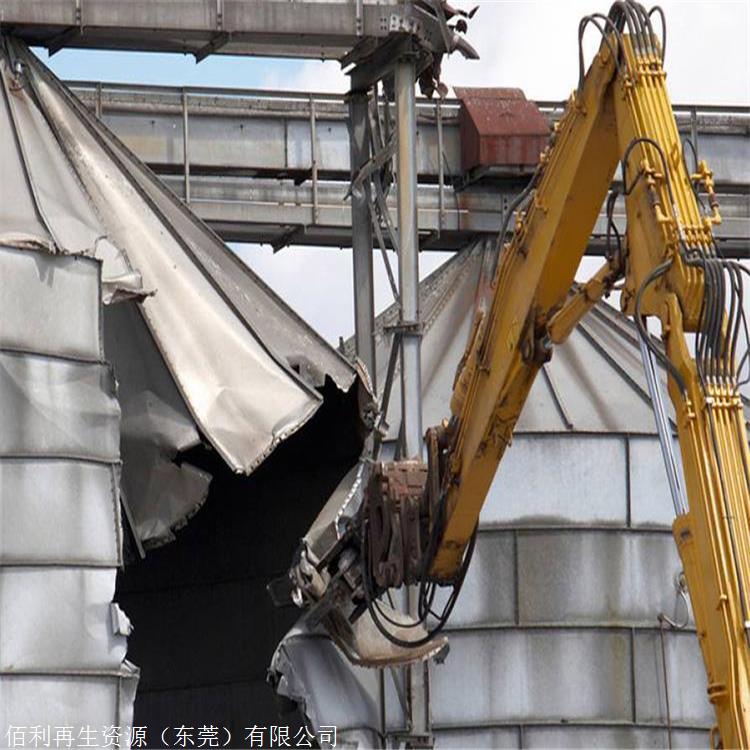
0;246;137;745
430;433;714;749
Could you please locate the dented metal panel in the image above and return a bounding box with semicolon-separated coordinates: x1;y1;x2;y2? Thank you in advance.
0;246;137;734
0;569;128;671
0;351;120;461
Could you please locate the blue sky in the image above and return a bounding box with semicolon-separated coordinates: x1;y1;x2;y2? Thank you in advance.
35;47;305;88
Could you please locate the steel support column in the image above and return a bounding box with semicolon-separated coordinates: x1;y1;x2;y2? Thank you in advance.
395;57;430;745
348;90;377;391
395;60;423;460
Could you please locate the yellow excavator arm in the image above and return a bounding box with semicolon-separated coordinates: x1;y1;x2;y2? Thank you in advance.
288;2;750;745
422;4;750;745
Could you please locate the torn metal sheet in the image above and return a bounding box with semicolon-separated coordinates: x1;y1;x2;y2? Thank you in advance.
0;569;128;671
270;623;406;749
0;36;363;484
104;301;211;548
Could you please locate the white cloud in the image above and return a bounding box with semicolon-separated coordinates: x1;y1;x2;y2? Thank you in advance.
441;0;749;104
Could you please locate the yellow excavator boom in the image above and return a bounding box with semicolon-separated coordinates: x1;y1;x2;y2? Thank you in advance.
425;5;750;745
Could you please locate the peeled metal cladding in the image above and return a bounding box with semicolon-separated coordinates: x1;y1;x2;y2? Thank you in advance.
0;32;368;736
0;36;365;548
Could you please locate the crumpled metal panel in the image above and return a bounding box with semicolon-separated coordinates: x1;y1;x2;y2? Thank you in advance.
0;50;143;300
1;37;360;482
430;629;633;724
104;301;210;547
0;246;102;360
0;459;120;565
270;624;405;746
0;351;120;460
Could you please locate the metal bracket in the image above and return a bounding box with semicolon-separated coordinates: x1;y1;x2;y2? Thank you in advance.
349;35;421;93
195;31;231;62
385;320;423;337
47;0;84;56
272;225;306;253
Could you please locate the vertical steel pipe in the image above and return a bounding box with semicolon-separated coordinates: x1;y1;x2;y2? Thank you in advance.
395;59;423;461
395;57;429;742
310;94;320;224
348;90;377;391
182;89;191;205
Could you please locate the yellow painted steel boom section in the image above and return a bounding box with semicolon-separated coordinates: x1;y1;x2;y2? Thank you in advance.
424;2;750;745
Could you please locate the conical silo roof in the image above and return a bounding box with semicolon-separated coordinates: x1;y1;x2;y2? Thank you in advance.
0;36;360;475
348;237;684;443
0;36;367;545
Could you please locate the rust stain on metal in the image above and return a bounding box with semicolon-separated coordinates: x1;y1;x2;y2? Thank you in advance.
454;87;550;171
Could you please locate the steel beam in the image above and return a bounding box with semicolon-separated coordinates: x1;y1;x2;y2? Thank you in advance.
348;90;377;390
395;57;430;744
395;60;422;461
0;0;453;62
64;82;750;254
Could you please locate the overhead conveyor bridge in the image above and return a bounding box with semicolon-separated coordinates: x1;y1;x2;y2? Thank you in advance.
67;81;750;254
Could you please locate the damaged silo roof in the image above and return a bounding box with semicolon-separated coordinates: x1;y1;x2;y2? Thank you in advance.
0;36;365;542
